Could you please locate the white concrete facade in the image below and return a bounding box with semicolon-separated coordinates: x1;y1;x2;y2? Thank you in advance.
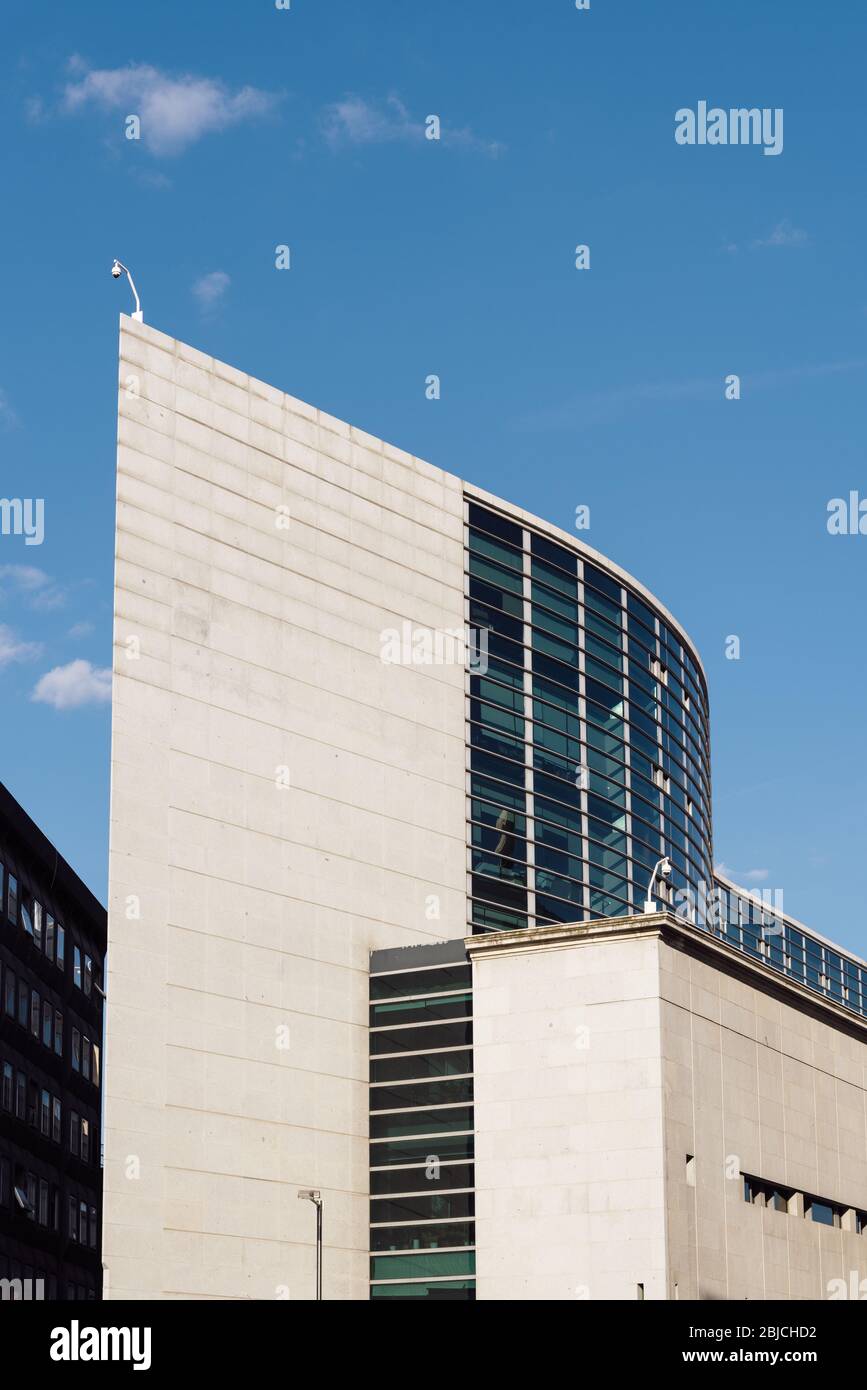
468;916;867;1301
469;922;669;1301
104;317;467;1299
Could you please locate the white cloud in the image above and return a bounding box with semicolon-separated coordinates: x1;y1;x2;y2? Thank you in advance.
723;220;810;254
0;565;67;610
61;60;280;156
322;95;504;157
0;624;41;668
447;124;506;158
715;862;769;884
24;95;46;125
192;270;231;311
323;95;419;147
133;168;172;191
0;564;49;591
753;219;810;249
32;659;111;710
68;621;94;639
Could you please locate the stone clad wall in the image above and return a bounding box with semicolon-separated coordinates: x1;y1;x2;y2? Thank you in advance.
104;316;467;1299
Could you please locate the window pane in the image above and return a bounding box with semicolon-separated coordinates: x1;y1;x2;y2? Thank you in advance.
370;1134;474;1166
370;1077;473;1111
370;1250;476;1281
371;1221;475;1252
371;1049;473;1084
370;1161;474;1197
370;1021;473;1055
370;1279;475;1301
370;1107;473;1140
370;1191;475;1223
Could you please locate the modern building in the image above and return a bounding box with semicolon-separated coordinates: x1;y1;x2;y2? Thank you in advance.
0;782;106;1301
104;314;867;1300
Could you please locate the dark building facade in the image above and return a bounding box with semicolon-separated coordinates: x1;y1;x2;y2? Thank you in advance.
0;782;106;1300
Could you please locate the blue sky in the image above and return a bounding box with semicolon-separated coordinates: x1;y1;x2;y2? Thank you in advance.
1;0;865;955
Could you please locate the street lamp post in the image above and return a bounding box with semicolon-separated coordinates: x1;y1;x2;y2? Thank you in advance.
297;1189;323;1300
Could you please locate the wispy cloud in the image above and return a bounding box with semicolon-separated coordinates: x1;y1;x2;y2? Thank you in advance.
323;95;418;148
752;219;811;250
192;270;231;312
523;360;867;430
322;94;504;157
724;219;811;254
0;565;67;611
132;168;172;191
68;621;94;640
0;624;42;668
24;95;46;125
715;862;769;884
32;659;111;710
61;59;280;156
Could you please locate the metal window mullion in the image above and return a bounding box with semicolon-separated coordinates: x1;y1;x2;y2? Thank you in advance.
523;533;535;921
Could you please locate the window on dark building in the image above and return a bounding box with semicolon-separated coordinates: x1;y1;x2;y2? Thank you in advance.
14;1173;34;1216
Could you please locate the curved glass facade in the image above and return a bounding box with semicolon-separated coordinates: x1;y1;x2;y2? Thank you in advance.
466;498;713;934
464;494;867;1023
